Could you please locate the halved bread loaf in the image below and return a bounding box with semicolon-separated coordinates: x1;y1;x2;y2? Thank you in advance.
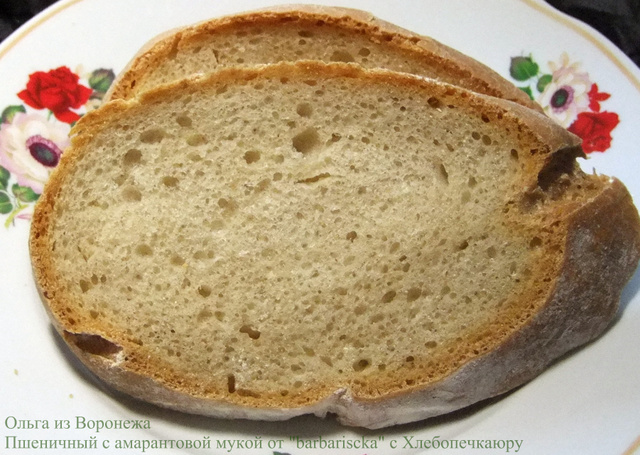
105;5;539;111
30;62;640;428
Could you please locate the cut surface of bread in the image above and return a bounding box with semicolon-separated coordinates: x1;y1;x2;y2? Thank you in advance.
31;62;640;428
106;5;539;112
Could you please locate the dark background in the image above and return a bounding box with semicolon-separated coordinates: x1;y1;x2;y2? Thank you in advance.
0;0;639;68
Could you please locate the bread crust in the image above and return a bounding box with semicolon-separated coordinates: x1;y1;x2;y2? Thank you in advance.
31;62;640;428
105;5;540;112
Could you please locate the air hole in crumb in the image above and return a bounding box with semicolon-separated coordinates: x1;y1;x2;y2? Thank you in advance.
188;152;202;161
428;97;442;109
321;356;333;366
186;133;207;146
65;332;122;358
79;279;90;293
346;231;357;242
296;172;331;184
353;359;370;371
382;290;396;303
170;254;185;266
197;308;213;321
438;163;449;184
487;246;497;258
296;102;313;117
237;389;260;398
239;325;261;339
292;127;320;154
218;197;238;214
510;149;519;161
135;244;152;256
407;287;421;302
198;285;212;297
244;150;261;164
162;176;179;187
330;50;355;62
176;114;192;127
358;47;371;56
139;128;165;144
122;186;142;202
530;237;543;248
354;304;367;315
227;375;236;393
123;149;142;166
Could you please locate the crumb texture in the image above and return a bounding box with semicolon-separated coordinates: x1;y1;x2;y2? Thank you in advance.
110;9;535;110
35;63;624;414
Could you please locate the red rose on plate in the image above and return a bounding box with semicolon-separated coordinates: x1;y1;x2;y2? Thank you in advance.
587;83;610;112
17;66;93;123
568;111;619;154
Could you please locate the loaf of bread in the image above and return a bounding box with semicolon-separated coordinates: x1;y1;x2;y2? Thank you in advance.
30;61;640;428
105;5;539;111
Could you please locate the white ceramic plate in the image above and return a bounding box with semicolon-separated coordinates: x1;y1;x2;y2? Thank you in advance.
1;1;639;454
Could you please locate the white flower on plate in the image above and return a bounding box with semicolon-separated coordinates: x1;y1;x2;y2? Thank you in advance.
0;112;70;194
538;52;592;127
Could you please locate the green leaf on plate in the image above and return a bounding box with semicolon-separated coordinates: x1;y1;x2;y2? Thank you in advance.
0;192;13;214
12;183;39;203
519;86;534;100
509;56;539;81
537;74;553;93
1;105;26;123
88;68;116;94
0;166;9;190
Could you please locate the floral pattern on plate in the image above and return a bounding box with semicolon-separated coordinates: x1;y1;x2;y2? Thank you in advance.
510;52;619;154
0;66;114;227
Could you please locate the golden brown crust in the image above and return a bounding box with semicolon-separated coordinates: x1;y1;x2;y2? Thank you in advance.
105;5;540;111
30;62;640;428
